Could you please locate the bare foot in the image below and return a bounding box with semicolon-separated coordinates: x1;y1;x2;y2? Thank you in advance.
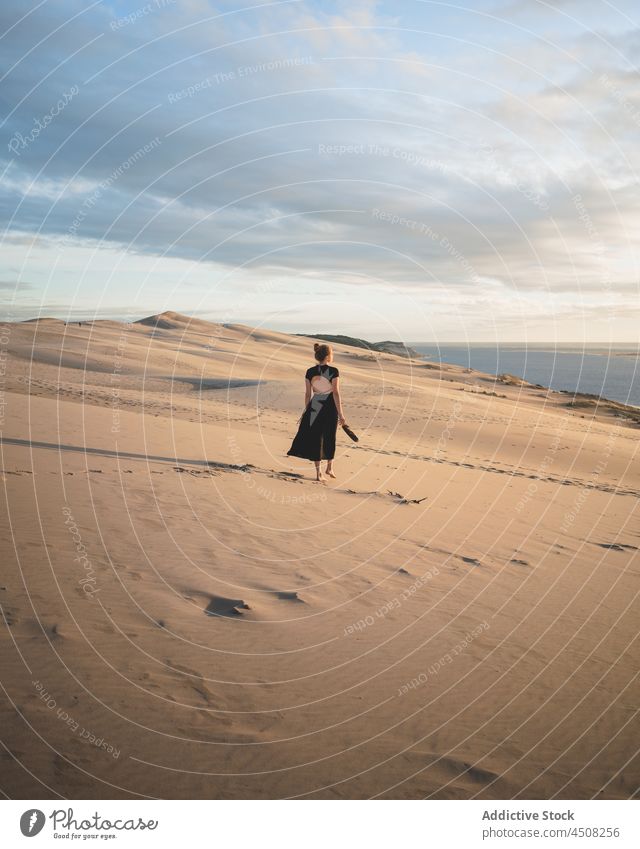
315;472;326;482
325;468;336;478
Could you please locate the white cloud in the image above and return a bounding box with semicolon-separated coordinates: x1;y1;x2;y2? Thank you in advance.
0;0;638;338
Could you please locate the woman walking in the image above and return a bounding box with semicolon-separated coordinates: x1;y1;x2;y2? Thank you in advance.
287;343;346;481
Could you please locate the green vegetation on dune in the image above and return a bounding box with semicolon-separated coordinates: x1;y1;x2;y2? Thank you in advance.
300;333;421;359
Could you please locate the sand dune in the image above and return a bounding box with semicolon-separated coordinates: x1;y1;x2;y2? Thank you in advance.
0;312;638;799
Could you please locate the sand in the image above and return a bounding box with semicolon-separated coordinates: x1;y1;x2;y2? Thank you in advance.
0;311;638;799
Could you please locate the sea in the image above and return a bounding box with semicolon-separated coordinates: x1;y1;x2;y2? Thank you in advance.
411;345;640;408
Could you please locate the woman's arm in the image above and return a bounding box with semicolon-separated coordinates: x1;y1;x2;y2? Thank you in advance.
304;378;311;409
332;377;346;425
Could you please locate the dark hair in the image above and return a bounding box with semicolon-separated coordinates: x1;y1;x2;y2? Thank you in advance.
314;342;332;362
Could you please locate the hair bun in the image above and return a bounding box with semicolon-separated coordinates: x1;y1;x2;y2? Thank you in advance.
313;342;320;351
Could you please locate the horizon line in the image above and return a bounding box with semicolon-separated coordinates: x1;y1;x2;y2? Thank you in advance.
2;313;638;347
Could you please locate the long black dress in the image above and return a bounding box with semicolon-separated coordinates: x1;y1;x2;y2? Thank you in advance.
287;364;339;461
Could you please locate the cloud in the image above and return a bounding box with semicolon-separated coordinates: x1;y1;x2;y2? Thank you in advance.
0;0;638;337
0;279;35;290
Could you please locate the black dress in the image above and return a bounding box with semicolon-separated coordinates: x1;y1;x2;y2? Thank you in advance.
287;364;340;461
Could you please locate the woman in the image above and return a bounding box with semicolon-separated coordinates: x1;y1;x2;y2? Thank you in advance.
287;343;346;481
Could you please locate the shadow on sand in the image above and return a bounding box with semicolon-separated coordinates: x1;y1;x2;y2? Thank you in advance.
0;437;249;472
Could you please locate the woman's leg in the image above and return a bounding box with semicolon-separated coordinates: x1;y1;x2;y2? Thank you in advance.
324;399;338;478
314;461;324;481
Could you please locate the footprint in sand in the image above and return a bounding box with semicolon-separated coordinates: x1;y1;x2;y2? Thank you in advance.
424;754;501;791
164;662;218;705
459;556;482;566
182;588;251;616
2;606;19;626
271;590;304;603
205;596;251;616
173;466;218;477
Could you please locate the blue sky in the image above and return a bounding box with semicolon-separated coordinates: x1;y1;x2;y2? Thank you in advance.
1;0;639;342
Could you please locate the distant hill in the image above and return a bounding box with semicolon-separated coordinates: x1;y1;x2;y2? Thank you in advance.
133;317;422;359
134;311;225;334
300;333;421;359
135;311;198;330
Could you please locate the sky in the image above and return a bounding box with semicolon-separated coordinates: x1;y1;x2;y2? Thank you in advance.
1;0;639;342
